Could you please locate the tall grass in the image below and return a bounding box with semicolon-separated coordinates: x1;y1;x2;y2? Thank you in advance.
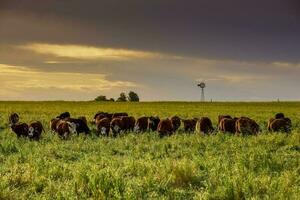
0;101;299;199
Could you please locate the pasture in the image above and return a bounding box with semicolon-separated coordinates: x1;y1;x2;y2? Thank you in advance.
0;101;299;199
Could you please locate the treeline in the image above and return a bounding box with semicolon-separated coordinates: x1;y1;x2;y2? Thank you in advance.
94;91;139;102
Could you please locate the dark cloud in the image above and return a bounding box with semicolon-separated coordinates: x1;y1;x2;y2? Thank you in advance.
1;0;300;62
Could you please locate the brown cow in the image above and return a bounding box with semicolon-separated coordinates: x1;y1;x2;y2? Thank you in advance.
112;112;128;119
148;116;160;131
182;118;197;132
95;114;108;124
93;112;113;124
96;117;111;136
275;113;285;119
50;118;61;132
110;118;124;137
157;119;174;137
195;117;214;135
56;120;77;139
235;117;260;136
121;116;136;132
219;117;238;134
78;116;88;125
268;117;292;133
28;121;45;140
170;116;181;132
11;122;29;138
56;112;71;120
9;113;19;126
134;117;149;132
218;115;232;130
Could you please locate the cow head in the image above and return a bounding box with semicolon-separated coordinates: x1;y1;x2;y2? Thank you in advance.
9;113;19;126
101;127;106;135
67;122;77;134
113;125;120;132
28;127;35;137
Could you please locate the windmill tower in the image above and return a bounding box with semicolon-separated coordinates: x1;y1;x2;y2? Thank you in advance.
197;82;206;102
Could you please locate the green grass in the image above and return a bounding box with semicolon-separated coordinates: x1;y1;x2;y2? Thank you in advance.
0;101;299;199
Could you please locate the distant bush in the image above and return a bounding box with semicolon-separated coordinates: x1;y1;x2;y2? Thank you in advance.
94;95;107;102
128;91;139;102
116;93;127;102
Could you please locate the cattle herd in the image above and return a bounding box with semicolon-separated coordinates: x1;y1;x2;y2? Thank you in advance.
7;111;293;140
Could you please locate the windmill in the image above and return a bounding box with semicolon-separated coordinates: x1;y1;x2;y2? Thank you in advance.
197;81;206;102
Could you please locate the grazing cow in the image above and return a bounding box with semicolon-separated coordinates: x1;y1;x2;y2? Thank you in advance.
170;116;181;132
93;112;113;123
11;123;29;138
157;118;173;137
56;112;71;120
134;117;149;132
112;112;128;119
50;118;61;132
121;116;136;132
28;121;44;140
219;117;238;134
148;116;160;131
275;113;285;119
110;118;124;137
182;118;197;132
65;118;90;135
268;117;292;133
95;114;108;125
218;115;232;130
235;117;260;136
96;117;111;136
9;113;19;125
78;116;88;125
56;120;77;139
195;117;214;135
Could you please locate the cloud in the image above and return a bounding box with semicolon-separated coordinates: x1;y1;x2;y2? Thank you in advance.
18;43;162;61
0;64;138;100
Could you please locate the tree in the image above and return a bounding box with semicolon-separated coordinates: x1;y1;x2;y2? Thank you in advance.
109;98;115;102
116;92;127;102
128;91;140;102
94;95;107;101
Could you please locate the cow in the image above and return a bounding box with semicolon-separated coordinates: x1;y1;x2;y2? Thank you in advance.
56;120;77;139
121;116;136;132
268;117;292;133
148;116;160;131
157;118;173;137
235;117;260;136
112;112;128;119
56;112;71;120
65;118;90;135
96;117;111;136
110;118;124;137
28;121;45;140
195;117;214;135
219;117;238;134
275;113;285;119
50;118;61;132
93;112;112;124
170;116;181;132
218;115;232;130
10;122;29;138
78;116;88;125
94;114;108;125
182;118;197;132
134;117;149;132
9;113;19;126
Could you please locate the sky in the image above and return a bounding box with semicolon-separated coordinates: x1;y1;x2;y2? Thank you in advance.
0;0;300;101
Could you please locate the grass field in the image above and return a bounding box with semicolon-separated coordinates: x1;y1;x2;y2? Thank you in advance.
0;101;299;199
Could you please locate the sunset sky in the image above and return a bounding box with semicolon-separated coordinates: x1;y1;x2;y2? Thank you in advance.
0;0;300;101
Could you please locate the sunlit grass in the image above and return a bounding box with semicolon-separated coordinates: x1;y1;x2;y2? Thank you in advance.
0;101;299;199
